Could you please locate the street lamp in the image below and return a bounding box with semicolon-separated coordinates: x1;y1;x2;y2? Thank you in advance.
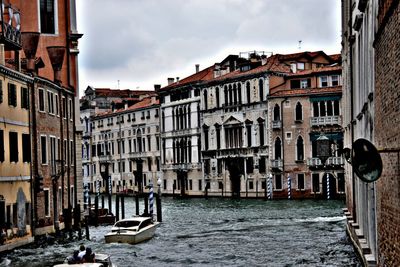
316;133;331;199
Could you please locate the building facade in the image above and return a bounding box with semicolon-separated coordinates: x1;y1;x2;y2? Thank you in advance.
0;65;34;249
268;52;345;200
342;0;400;266
90;97;160;195
158;69;211;196
200;53;271;198
80;87;157;195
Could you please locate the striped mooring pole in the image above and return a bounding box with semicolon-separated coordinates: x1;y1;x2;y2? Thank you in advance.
149;183;154;216
287;174;291;200
327;173;330;200
267;174;272;200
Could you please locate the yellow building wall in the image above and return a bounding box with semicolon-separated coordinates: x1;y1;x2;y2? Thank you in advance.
0;73;31;204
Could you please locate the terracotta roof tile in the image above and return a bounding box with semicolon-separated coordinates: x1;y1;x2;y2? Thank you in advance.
269;86;342;98
288;65;342;77
160;65;215;91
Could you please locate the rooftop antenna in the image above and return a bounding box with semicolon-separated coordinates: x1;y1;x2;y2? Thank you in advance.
298;40;302;50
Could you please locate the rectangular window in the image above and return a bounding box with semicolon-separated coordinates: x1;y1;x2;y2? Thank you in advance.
41;135;47;164
21;87;29;109
69;99;73;120
40;0;56;34
62;97;66;118
163;179;167;190
331;75;339;86
300;79;310;89
259;156;266;173
70;140;74;165
147;136;151;151
39;88;45;112
55;94;59;116
0;130;4;162
44;189;50;216
320;76;328;87
47;91;54;114
297;62;305;70
8;83;17;107
275;174;282;190
297;173;305;190
9;132;18;162
22;134;31;163
249;181;254;190
312;173;320;193
198;180;202;191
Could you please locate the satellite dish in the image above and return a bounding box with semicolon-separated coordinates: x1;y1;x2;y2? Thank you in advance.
352;138;382;183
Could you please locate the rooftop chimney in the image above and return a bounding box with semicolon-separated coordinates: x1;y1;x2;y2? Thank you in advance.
21;32;40;72
176;77;179;82
167;77;175;85
46;46;66;84
154;84;161;91
195;64;200;73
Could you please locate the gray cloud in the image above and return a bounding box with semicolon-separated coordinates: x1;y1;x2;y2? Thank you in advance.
77;0;341;94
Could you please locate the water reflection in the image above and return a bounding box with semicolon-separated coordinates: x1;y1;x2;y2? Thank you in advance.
2;198;361;266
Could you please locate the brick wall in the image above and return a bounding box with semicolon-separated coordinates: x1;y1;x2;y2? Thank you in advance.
374;1;400;265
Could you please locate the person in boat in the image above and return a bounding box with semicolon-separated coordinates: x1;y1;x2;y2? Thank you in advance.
83;247;95;263
67;250;81;264
78;244;86;259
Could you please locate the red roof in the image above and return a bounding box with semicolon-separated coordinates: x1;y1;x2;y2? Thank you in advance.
269;86;342;98
95;88;156;97
160;65;215;91
288;65;342;77
96;97;159;118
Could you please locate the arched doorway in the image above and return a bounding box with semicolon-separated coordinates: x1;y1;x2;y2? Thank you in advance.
225;157;244;198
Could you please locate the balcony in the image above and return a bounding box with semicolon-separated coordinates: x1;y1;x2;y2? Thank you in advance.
310;116;341;126
98;154;112;163
270;159;283;169
307;157;344;167
272;120;282;129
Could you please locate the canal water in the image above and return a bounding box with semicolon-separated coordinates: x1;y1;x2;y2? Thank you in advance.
2;197;361;267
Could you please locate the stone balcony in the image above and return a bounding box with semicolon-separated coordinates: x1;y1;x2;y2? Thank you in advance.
307;156;344;167
272;120;282;129
310;116;341;126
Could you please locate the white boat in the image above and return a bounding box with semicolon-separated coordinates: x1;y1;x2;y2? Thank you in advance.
54;253;116;267
104;216;159;244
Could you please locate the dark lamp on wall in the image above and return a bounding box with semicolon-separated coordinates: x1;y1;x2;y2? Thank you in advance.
316;134;330;165
351;138;382;183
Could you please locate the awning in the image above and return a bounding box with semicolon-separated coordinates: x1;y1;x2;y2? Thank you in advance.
310;132;343;141
309;95;341;102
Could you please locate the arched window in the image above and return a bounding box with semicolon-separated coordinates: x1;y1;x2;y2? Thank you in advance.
215;87;220;108
246;82;251;104
137;129;142;152
203;90;208;110
172;140;176;163
224;86;228;106
188;105;191;128
179;107;184;129
233;84;237;105
259;79;264;101
238;83;242;104
203;125;209;150
258;118;265;146
313;102;319;117
188;140;192;163
295;102;303;121
296;136;304;161
161;110;166;131
229;84;233;106
273;104;280;121
274;137;282;159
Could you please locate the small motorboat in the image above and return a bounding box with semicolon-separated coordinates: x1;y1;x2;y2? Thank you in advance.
54;253;116;267
104;216;159;244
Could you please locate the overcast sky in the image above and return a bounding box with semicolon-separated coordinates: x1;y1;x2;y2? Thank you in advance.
76;0;341;96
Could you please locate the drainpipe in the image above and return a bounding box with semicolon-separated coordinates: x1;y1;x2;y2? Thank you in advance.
21;32;40;235
348;11;357;223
